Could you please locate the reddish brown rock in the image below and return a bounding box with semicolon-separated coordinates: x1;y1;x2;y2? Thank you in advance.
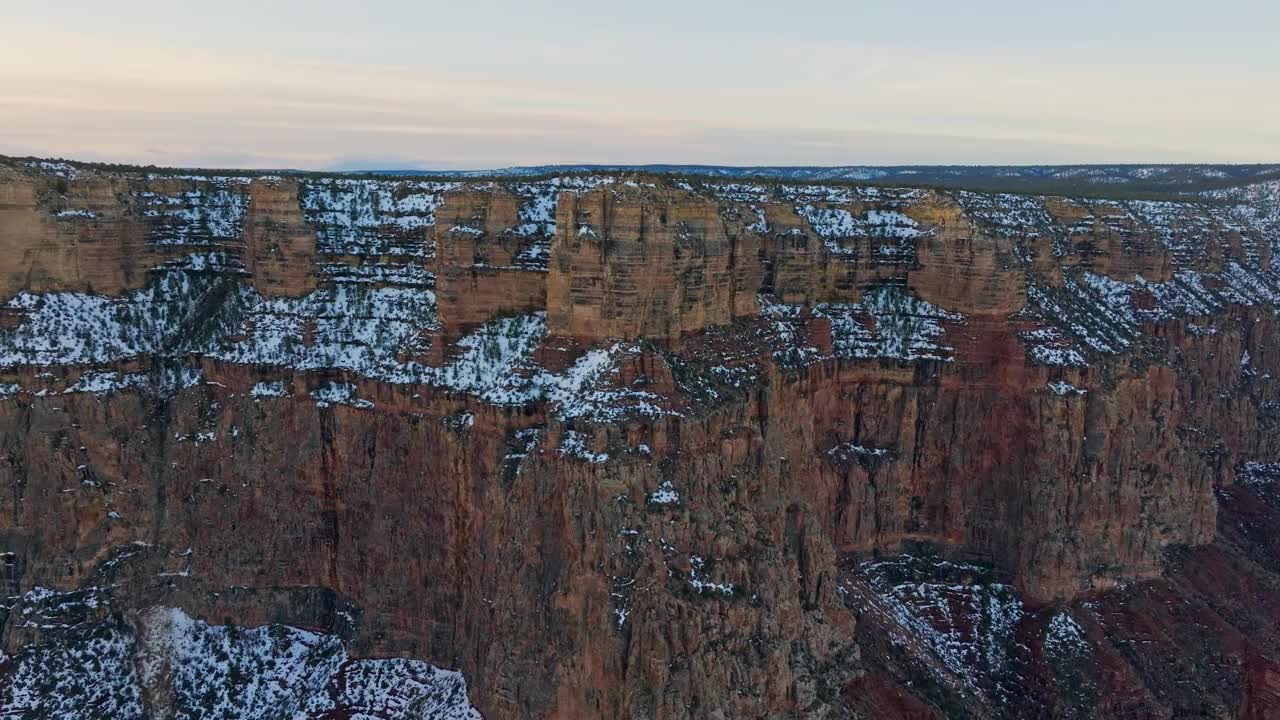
1046;198;1175;283
844;672;944;720
906;192;1027;316
242;179;318;296
546;187;756;342
431;190;547;334
1;162;1280;719
0;168;153;300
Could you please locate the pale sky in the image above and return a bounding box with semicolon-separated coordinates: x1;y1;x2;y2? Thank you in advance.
2;0;1277;170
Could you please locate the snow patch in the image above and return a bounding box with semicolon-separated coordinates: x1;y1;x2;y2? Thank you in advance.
647;480;680;506
311;382;373;409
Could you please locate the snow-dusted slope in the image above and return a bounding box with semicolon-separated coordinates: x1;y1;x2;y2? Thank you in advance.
1;603;480;720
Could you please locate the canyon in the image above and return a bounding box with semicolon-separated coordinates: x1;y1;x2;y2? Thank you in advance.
0;157;1278;718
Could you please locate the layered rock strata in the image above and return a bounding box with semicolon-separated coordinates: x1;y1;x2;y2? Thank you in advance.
0;157;1278;718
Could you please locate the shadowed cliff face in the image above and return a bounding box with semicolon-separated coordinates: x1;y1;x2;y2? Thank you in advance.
0;157;1279;718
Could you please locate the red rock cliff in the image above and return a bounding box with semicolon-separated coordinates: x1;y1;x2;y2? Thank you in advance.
0;159;1279;719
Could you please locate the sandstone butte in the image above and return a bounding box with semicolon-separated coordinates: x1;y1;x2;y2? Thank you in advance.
0;157;1278;719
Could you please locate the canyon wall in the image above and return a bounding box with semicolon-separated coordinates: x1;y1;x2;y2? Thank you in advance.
431;190;547;335
545;188;748;342
0;158;1278;718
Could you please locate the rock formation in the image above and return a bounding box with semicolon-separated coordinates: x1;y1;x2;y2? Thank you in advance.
546;187;749;342
242;179;318;296
0;157;1278;718
431;190;547;336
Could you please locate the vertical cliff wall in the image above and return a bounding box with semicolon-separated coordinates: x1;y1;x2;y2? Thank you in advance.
431;190;548;336
0;158;1278;719
242;179;318;296
546;186;770;342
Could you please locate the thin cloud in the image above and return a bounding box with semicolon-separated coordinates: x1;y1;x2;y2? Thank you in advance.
1;22;1275;169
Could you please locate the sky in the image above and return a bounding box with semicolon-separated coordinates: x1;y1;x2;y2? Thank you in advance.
2;0;1277;170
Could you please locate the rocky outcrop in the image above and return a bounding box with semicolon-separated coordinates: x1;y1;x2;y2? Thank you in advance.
1043;197;1175;283
0;167;153;300
905;192;1027;316
431;190;547;335
242;179;318;296
546;187;755;342
0;158;1279;718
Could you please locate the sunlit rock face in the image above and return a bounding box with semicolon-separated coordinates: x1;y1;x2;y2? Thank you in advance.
1;156;1279;718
